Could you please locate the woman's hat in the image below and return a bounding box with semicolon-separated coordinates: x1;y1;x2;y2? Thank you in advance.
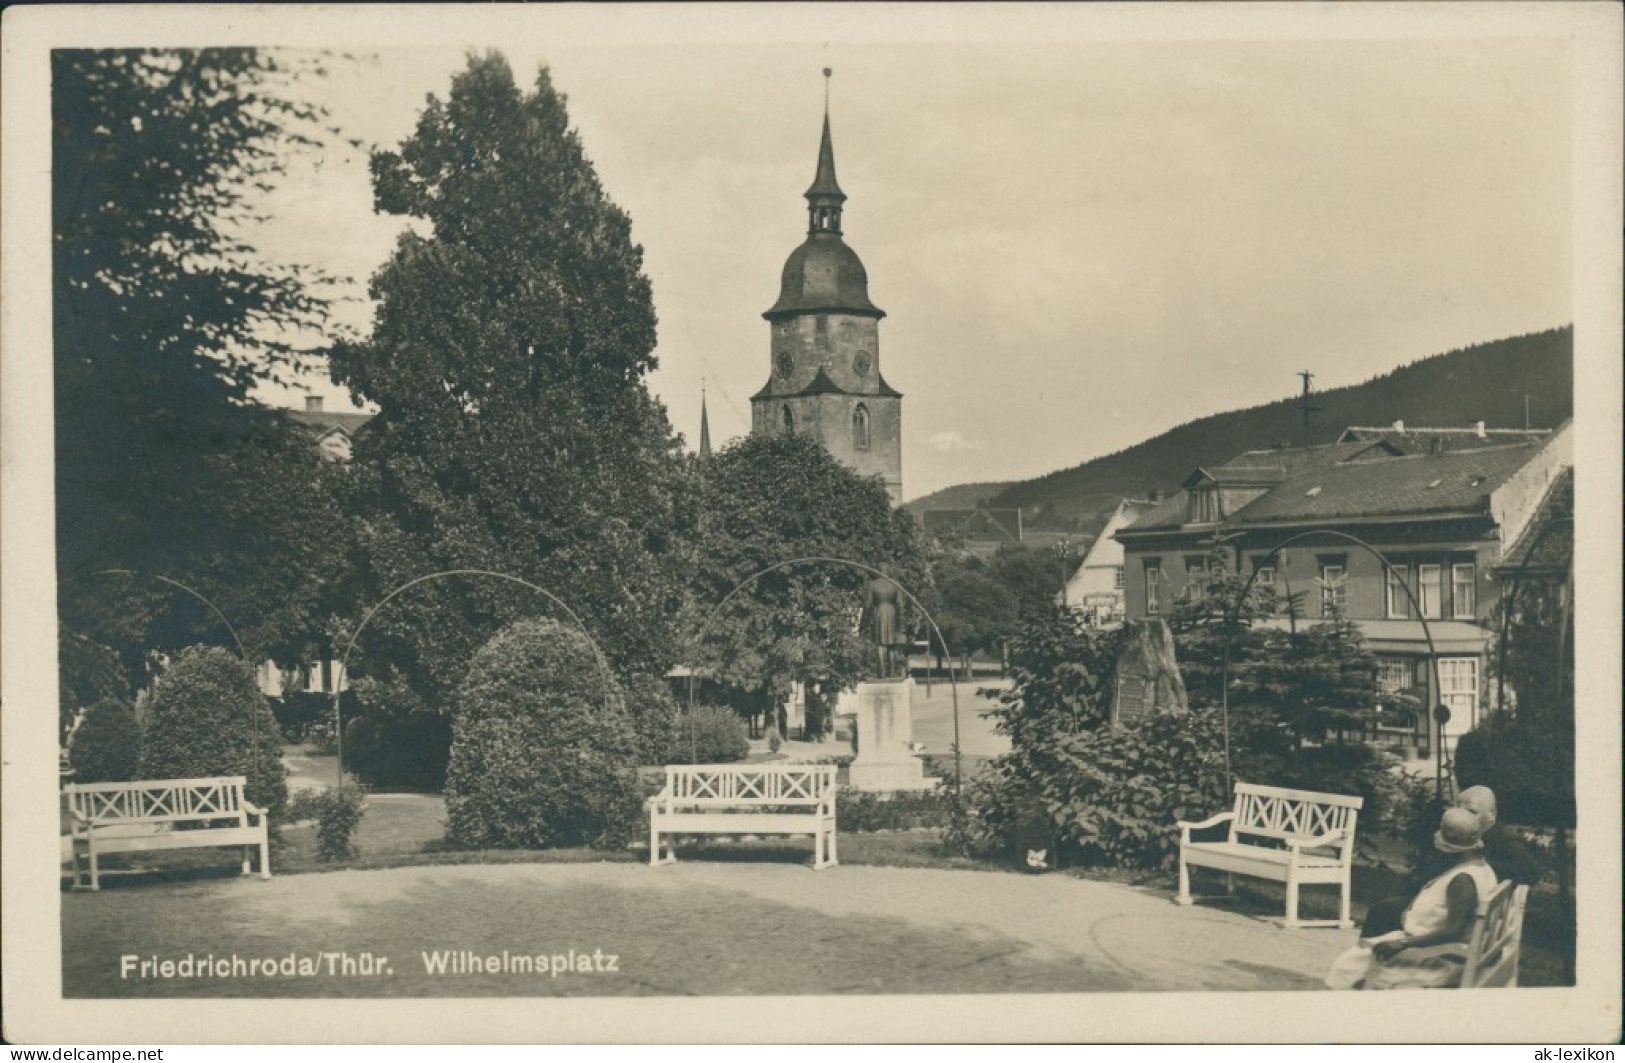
1456;786;1498;831
1434;805;1488;853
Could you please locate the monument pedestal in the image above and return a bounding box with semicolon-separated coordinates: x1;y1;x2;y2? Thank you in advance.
848;678;933;792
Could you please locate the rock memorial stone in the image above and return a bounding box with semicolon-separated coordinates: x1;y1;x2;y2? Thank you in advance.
1110;619;1188;726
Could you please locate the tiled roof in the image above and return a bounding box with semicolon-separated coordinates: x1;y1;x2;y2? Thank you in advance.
1218;440;1397;473
1121;441;1542;534
286;409;374;435
1337;425;1550;454
1232;443;1539;523
922;506;1023;543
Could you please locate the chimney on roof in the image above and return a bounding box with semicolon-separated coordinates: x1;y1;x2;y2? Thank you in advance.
1429;436;1444;455
1473;420;1486;438
1147;488;1163;503
305;396;324;413
1391;419;1405;432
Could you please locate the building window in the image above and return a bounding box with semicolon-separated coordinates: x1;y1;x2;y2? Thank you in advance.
781;405;794;434
1417;564;1442;619
852;404;870;450
1318;562;1347;617
1451;563;1476;619
1437;657;1480;736
1385;565;1410;619
1185;556;1209;601
1377;658;1413;694
1188;489;1220;524
1144;562;1163;616
1113;566;1125;590
1252;560;1276;587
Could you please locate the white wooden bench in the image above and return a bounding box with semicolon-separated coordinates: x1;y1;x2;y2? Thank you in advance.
648;764;838;870
1175;782;1363;928
1461;879;1529;988
64;776;271;891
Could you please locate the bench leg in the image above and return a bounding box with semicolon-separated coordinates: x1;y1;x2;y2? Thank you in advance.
1284;870;1301;928
828;824;838;867
1338;874;1353;930
259;835;272;880
1175;853;1193;906
88;848;101;892
242;846;252;877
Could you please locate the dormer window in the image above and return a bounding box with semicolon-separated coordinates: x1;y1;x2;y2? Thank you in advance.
1188;488;1221;523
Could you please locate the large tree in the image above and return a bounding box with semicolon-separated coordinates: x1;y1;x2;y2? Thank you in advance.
53;49;350;716
686;432;926;731
327;54;691;731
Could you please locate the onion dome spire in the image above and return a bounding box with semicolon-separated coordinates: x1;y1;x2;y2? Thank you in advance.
806;68;846;235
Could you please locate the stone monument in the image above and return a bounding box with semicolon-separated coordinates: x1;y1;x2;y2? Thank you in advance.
848;676;932;791
1109;619;1188;727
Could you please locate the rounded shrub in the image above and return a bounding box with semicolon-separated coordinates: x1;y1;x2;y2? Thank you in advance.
617;672;681;766
667;703;751;764
139;646;289;820
68;697;143;783
345;712;451;791
444;619;641;850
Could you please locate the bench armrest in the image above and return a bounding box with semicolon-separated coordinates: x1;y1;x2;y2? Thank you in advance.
1176;811;1233;841
644;787;673;814
1286;828;1352;853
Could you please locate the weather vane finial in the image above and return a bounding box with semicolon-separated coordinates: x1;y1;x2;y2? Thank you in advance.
823;67;832;111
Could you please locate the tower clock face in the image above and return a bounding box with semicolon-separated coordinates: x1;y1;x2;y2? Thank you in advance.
852;350;872;376
775;349;795;378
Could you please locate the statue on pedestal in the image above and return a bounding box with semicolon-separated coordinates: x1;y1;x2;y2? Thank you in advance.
861;575;907;679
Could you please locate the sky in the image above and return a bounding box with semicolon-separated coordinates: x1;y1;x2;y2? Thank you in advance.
247;13;1575;502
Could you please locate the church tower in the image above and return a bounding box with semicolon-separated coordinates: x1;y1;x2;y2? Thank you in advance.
751;74;902;504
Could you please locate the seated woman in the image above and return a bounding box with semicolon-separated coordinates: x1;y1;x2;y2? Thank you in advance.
1325;805;1498;990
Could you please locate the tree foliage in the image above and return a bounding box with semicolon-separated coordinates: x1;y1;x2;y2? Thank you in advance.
139;646;289;819
53;48;350;705
1458;520;1573;830
444;619;642;850
328;52;689;732
927;562;1018;674
686;432;926;713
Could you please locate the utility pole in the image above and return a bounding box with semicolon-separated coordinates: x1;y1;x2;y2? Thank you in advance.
1297;370;1325;448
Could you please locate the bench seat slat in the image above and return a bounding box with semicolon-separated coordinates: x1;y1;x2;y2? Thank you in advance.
654;813;833;834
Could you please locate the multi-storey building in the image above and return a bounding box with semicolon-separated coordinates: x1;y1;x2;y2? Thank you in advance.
1115;423;1572;753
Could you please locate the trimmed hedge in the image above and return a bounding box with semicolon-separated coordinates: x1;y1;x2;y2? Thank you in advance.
666;703;750;764
68;697;142;783
139;646;289;821
444;619;642;850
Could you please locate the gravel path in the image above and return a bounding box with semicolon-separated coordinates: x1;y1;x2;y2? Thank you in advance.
63;861;1354;997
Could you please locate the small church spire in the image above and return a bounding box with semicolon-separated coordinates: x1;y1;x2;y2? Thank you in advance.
805;69;846;235
698;381;712;460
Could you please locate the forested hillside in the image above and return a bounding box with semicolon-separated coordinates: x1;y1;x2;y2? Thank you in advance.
939;327;1573;538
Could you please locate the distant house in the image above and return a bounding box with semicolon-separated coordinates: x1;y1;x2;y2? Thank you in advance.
1063;498;1158;625
257;396;375;704
921;504;1024;559
286;395;374;462
1116;423;1572;755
